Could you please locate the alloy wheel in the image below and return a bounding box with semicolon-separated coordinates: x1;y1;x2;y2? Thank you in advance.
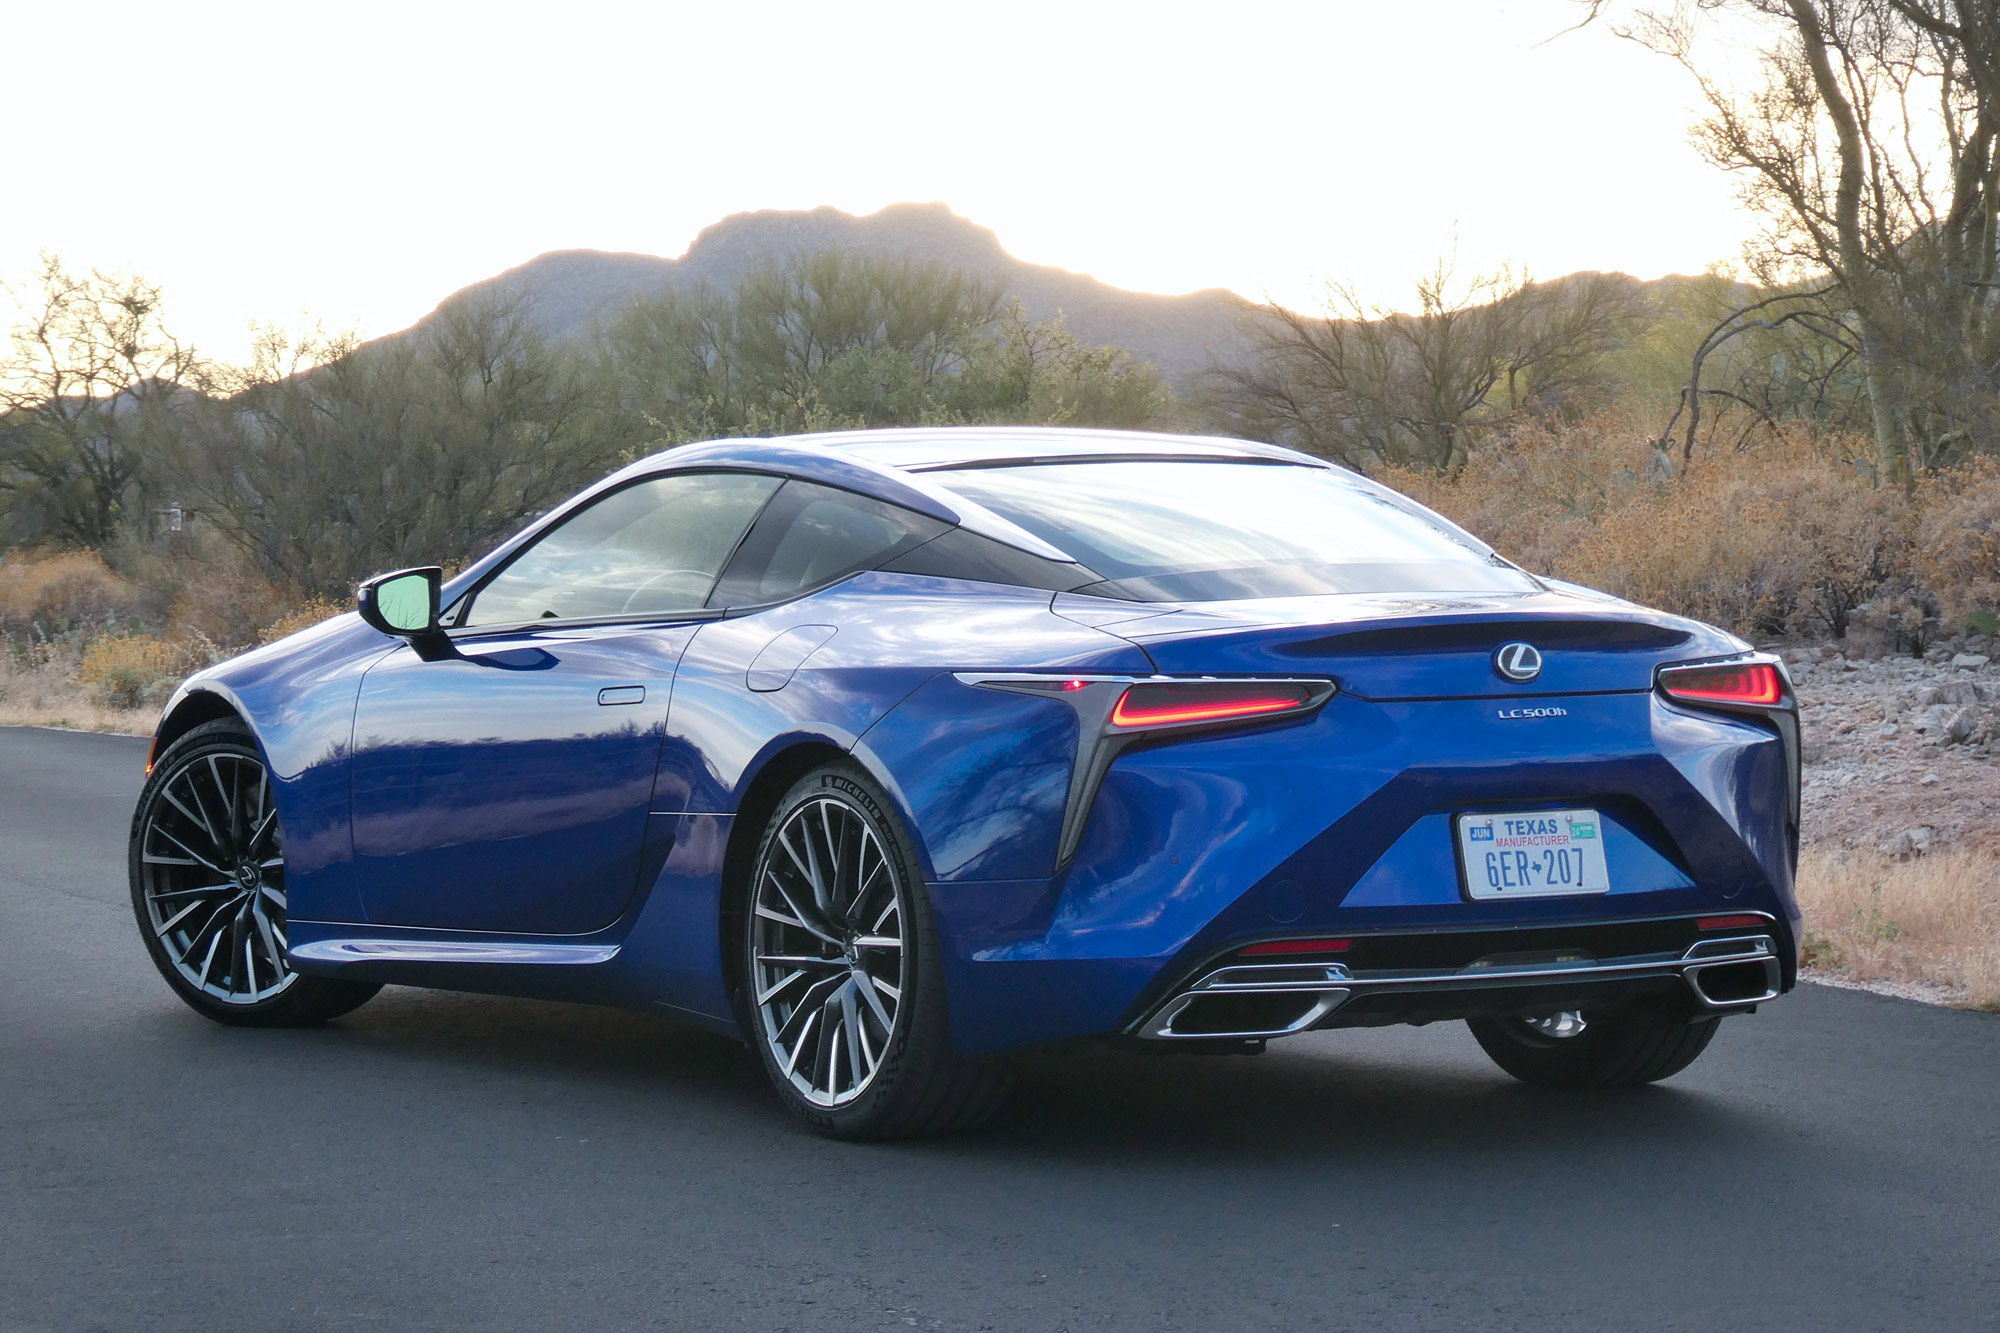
137;749;296;1004
750;796;907;1108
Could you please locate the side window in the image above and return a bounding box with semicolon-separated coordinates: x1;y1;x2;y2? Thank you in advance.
879;527;1100;593
708;481;947;608
462;472;781;626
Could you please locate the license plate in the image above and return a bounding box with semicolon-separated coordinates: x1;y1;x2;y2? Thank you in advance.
1456;808;1611;900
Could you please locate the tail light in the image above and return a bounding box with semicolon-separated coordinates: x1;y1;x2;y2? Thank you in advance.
1111;679;1321;729
1658;654;1801;872
959;672;1337;865
1658;660;1787;709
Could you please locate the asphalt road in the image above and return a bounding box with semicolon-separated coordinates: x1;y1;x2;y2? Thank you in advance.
2;726;1997;1332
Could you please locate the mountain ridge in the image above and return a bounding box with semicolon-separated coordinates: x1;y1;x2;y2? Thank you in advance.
407;202;1703;384
416;202;1255;380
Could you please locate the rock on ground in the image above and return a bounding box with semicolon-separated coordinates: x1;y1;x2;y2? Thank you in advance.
1783;644;2000;856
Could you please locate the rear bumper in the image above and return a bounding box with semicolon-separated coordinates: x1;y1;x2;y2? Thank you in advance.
922;688;1800;1058
1133;927;1784;1041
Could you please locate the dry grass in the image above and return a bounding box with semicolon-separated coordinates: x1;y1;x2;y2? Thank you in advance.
1796;847;2000;1010
0;549;344;732
0;547;154;639
1387;414;1933;642
0;645;155;734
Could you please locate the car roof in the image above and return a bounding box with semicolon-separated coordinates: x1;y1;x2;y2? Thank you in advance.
605;428;1343;567
790;425;1326;471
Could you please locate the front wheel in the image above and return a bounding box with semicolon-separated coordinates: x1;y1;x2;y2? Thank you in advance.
1468;1007;1721;1088
129;719;380;1027
740;763;1011;1139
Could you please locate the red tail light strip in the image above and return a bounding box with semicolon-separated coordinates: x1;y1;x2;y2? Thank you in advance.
1110;680;1318;728
1696;914;1769;931
1659;662;1785;707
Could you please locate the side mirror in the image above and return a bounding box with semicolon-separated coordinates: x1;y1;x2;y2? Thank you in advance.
358;567;446;654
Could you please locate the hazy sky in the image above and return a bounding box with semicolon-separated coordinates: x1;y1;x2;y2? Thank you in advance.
4;0;1752;365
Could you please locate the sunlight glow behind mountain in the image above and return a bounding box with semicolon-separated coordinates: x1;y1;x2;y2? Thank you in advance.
3;0;1750;366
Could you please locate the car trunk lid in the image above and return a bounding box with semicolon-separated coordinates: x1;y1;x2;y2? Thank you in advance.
1053;588;1739;700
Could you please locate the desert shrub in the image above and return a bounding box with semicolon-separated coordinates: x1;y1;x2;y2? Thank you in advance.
159;550;339;657
1390;415;1918;640
1917;457;2000;634
74;633;189;710
258;594;347;644
0;548;151;640
1379;415;1637;575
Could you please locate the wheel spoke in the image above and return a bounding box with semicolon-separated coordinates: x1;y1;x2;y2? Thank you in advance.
755;895;837;945
151;824;226;876
195;929;224;989
818;998;843;1099
173;897;236;965
142;850;203;867
839;983;865;1087
207;756;241;854
774;973;844;1050
781;1007;818;1078
756;969;810;1007
843;826;886;927
247;807;280;857
756;952;846;969
153;897;215;938
852;968;895;1031
794;814;834;919
148;882;236;902
161;784;217;850
821;801;857;921
251;903;285;976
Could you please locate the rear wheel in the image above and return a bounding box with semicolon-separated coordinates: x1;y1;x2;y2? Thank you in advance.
740;762;1011;1139
1468;1007;1720;1088
129;719;379;1027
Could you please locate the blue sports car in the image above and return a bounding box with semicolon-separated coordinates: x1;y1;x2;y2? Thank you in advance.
130;427;1800;1138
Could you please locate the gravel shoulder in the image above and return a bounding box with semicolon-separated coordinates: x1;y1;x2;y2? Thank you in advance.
1787;645;2000;855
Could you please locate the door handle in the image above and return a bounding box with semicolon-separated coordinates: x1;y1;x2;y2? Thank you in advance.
597;686;646;706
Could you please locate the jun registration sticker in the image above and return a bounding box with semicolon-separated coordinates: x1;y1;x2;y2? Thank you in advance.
1456;809;1611;899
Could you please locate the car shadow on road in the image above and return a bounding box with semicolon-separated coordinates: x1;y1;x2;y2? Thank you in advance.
239;985;1792;1173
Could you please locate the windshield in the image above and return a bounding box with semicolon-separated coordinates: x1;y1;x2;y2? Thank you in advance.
927;460;1537;602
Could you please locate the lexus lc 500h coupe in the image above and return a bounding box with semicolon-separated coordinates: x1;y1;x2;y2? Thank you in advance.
130;427;1800;1138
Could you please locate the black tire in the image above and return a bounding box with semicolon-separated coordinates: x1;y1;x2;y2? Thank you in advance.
738;762;1012;1140
1467;1007;1721;1088
130;718;380;1028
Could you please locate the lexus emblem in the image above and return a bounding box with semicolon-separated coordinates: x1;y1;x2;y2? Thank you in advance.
1493;642;1543;682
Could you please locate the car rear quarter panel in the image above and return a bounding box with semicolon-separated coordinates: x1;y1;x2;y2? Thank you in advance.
614;573;1155;1026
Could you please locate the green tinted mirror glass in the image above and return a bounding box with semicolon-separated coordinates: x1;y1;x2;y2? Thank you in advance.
374;573;434;633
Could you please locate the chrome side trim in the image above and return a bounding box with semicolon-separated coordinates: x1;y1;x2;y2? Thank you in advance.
287;939;621;967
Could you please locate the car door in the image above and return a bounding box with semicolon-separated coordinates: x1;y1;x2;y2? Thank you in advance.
349;470;782;935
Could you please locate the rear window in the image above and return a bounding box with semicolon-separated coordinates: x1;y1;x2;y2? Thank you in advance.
927;460;1536;602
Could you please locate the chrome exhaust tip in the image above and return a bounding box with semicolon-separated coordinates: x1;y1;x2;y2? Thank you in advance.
1682;936;1783;1009
1140;962;1352;1040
